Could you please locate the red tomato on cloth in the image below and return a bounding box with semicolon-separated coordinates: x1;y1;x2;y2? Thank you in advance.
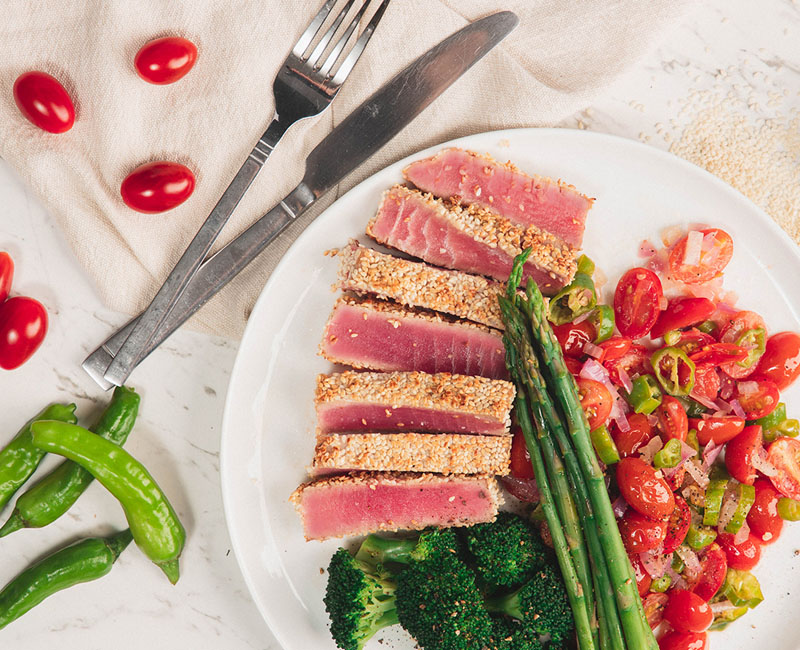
121;162;195;213
13;71;75;133
135;37;198;84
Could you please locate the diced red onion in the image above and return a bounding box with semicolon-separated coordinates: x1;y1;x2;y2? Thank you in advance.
690;391;719;410
661;225;684;248
752;447;779;477
612;495;628;518
675;545;702;578
585;342;604;359
639;239;658;258
729;399;746;419
580;358;608;383
594;266;607;291
646;413;659;427
666;565;689;590
734;518;751;545
573;310;592;324
738;381;758;395
680;440;699;461
683;230;704;266
717;302;739;316
714;398;732;414
639;437;664;464
617;367;634;394
639;548;670;579
684;459;710;488
722;290;739;306
614;413;631;432
702;440;722;471
720;374;735;400
710;600;738;614
689;222;711;233
718;486;740;533
701;231;718;251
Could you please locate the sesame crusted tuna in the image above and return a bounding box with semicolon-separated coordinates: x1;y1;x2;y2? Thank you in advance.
367;185;576;295
290;472;501;540
403;148;593;249
315;370;514;436
311;432;511;477
338;241;506;329
319;295;508;379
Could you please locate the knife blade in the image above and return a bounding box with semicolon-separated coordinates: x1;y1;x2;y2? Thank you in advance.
83;11;519;389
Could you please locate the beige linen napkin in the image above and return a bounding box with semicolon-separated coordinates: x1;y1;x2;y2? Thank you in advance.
0;0;691;339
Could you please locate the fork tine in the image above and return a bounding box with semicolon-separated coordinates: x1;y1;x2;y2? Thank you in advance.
316;0;371;76
292;0;338;58
328;0;389;87
306;0;358;65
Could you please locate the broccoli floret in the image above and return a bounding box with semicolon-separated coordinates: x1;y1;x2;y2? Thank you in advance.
461;512;549;591
489;616;543;650
485;565;573;644
355;527;461;570
324;548;399;650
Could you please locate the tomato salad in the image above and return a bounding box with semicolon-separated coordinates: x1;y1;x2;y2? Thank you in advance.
507;227;800;649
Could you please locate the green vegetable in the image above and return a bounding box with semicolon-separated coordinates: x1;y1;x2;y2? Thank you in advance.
671;554;685;572
663;330;681;346
735;327;766;369
490;616;544;650
703;470;729;527
0;387;140;537
724;483;756;534
0;529;131;630
589;305;615;343
625;375;663;415
0;403;77;511
764;418;800;443
777;496;800;521
697;320;718;335
720;568;764;609
591;424;621;465
751;402;786;429
687;428;700;453
650;575;671;592
676;396;709;419
547;272;597;325
577;254;595;277
685;525;717;550
651;347;696;396
654;439;682;469
30;421;185;584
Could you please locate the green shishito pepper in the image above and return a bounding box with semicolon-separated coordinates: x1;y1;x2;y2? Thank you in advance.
778;497;800;521
30;421;185;584
0;529;132;630
764;418;800;443
697;320;719;336
0;403;78;511
588;304;615;343
703;468;730;527
752;402;786;429
724;483;756;534
650;574;671;593
675;396;708;419
709;603;748;630
651;347;695;397
720;568;764;609
685;524;717;550
625;375;662;415
654;439;682;469
735;327;766;370
590;424;620;465
0;387;140;537
576;254;595;277
547;272;597;325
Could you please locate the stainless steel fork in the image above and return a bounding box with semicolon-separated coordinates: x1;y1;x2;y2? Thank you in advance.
101;0;389;387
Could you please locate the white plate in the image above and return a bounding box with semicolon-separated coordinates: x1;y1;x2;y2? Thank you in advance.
220;128;800;650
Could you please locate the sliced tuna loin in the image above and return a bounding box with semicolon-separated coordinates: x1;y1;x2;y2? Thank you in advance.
291;472;501;540
319;295;508;379
403;148;593;249
367;185;576;294
338;241;505;329
315;370;514;436
311;432;511;476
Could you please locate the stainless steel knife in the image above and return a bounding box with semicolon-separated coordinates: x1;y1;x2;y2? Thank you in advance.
83;10;519;389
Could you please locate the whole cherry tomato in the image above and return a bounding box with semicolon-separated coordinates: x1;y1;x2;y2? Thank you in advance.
747;477;783;544
611;413;654;458
717;533;761;571
135;37;198;84
767;437;800;500
689;416;745;446
668;228;733;285
658;631;708;650
650;297;716;340
0;252;13;303
121;161;195;213
618;509;667;553
756;332;800;390
663;589;713;633
656;396;688;442
0;296;47;369
718;310;767;379
725;425;763;485
13;71;75;133
509;426;534;480
552;320;595;358
616;457;675;519
663;495;691;554
690;543;727;601
629;553;652;596
614;267;663;339
576;377;612;430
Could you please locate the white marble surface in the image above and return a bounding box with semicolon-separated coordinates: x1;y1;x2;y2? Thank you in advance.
1;1;798;648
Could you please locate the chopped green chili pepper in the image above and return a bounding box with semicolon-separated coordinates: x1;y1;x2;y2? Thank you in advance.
685;524;717;550
0;403;77;511
720;568;764;609
735;327;766;369
625;375;663;415
687;428;700;453
724;483;756;534
663;330;681;346
651;347;696;396
764;418;800;443
0;529;132;630
676;396;709;418
654;439;682;469
588;304;615;343
697;320;718;336
709;604;748;630
751;402;786;429
590;424;620;465
671;554;685;572
576;254;595;277
0;387;140;537
777;497;800;521
547;272;597;325
650;574;672;592
30;421;185;584
703;473;729;527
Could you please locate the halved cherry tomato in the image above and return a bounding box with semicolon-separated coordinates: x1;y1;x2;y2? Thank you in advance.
717;533;761;571
0;296;47;370
663;589;713;633
735;379;779;420
689;342;748;366
644;592;669;630
605;343;652;387
135;37;198;85
672;328;715;355
650;297;716;340
498;476;540;503
564;357;583;376
658;631;708;650
719;310;767;378
597;336;632;362
690;543;727;601
629;553;652;596
616;457;675;519
13;71;75;133
663;495;691;554
690;364;720;404
576;378;613;430
614;267;663;339
552;320;596;358
767;437;800;500
756;332;800;390
689;416;745;445
747;477;783;544
656;396;688;442
725;425;763;485
669;228;733;284
618;509;668;553
509;426;534;480
611;413;654;458
664;465;686;492
120;161;196;213
0;252;13;303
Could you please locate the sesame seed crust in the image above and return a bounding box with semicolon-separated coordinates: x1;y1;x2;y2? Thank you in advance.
337;241;506;329
312;432;511;476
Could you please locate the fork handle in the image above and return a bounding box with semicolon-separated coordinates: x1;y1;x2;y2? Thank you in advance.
102;115;289;387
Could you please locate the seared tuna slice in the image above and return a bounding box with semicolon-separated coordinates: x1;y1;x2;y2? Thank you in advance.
403;148;593;249
319;295;508;379
367;185;575;294
311;432;511;476
290;472;501;540
315;370;514;436
337;241;505;329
